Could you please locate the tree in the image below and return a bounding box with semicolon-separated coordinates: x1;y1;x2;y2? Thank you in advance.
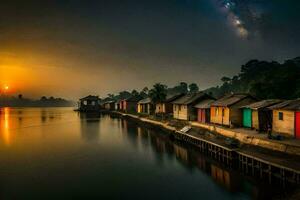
188;83;199;93
118;91;131;100
149;83;167;118
131;90;139;97
107;93;115;100
179;82;188;93
140;87;149;98
221;77;231;83
18;94;23;99
40;96;47;101
149;83;167;104
204;56;300;99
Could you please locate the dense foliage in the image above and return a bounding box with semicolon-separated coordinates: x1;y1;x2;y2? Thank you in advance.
205;57;300;99
103;82;199;103
148;83;167;103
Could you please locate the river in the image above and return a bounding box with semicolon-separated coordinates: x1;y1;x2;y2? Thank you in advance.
0;107;289;199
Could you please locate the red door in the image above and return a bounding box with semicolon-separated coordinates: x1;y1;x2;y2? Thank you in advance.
296;112;300;139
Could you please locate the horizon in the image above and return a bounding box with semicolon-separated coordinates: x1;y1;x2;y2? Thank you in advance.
1;0;300;99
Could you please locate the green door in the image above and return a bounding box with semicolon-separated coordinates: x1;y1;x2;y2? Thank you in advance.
243;108;252;128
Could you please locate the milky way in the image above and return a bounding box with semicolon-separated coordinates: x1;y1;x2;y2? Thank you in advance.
215;0;266;39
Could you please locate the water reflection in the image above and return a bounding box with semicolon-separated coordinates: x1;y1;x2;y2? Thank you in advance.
117;117;283;199
79;112;101;142
0;109;292;199
0;107;11;146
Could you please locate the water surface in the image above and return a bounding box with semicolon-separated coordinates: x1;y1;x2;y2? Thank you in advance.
0;107;285;199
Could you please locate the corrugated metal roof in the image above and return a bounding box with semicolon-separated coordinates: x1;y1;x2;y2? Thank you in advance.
138;97;151;104
268;99;300;111
211;93;254;107
194;99;215;109
241;99;283;110
171;92;211;105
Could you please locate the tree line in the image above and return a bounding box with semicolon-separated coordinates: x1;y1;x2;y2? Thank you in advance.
103;82;200;103
103;56;300;102
0;95;75;107
205;57;300;99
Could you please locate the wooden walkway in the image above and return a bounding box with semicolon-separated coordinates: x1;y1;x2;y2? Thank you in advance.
173;129;300;185
110;111;300;185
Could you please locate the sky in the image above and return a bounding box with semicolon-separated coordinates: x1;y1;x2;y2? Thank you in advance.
0;0;300;99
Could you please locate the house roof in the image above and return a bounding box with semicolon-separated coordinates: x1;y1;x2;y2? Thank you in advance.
104;100;115;104
138;97;151;104
268;99;300;111
171;92;211;105
115;99;122;104
241;99;283;110
211;93;255;107
164;93;185;103
80;95;100;101
194;99;216;109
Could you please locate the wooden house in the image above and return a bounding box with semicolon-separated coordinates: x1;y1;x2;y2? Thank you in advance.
155;93;185;114
172;92;214;121
78;95;101;112
268;99;300;139
115;99;121;110
103;100;116;111
120;96;141;113
210;94;256;127
241;100;282;131
194;99;216;123
137;97;153;114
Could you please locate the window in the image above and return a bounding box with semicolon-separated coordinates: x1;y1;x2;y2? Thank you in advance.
278;112;283;120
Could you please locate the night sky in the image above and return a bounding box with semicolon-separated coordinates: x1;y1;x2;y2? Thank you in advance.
1;0;300;99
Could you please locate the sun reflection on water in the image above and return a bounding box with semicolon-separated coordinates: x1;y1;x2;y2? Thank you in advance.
0;107;11;146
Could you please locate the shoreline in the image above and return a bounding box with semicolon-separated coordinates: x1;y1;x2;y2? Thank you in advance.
105;110;300;185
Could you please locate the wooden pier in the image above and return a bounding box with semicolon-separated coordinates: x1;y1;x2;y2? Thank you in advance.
109;111;300;186
173;129;300;186
173;131;235;167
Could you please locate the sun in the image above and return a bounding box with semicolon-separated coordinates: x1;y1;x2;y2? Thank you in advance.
4;85;9;91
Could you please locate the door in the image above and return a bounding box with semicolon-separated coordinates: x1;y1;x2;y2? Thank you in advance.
243;108;252;128
201;110;206;123
296;112;300;139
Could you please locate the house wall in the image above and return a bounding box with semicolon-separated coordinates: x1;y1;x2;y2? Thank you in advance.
138;103;151;114
155;103;165;113
210;106;230;126
156;103;173;114
187;106;197;121
252;110;259;130
229;98;256;127
125;101;137;113
165;103;173;114
173;104;188;120
273;109;295;137
137;104;142;113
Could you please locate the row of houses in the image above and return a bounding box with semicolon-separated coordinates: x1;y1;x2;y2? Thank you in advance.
80;93;300;139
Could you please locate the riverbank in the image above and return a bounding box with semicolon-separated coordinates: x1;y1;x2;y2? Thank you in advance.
106;110;300;185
